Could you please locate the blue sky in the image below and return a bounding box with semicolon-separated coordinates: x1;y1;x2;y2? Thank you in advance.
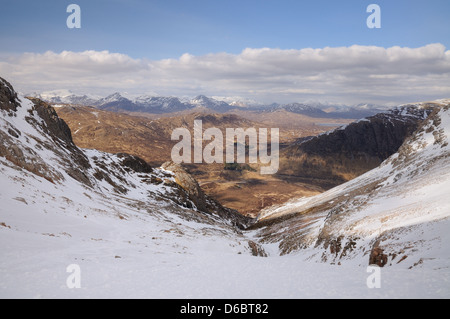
1;0;449;59
1;0;449;104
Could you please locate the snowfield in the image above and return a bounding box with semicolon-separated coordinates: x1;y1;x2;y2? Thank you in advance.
1;88;450;299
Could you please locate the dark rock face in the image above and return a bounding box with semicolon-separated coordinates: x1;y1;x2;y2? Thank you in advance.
278;106;434;188
27;97;93;185
301;116;416;158
0;80;91;185
27;97;75;145
116;153;153;173
0;78;91;186
0;77;20;113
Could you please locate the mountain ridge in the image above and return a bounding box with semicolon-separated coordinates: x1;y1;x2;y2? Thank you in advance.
30;91;385;118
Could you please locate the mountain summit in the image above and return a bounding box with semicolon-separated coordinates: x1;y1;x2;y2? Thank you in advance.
190;95;234;112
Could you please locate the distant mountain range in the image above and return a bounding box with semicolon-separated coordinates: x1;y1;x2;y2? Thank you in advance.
29;91;386;119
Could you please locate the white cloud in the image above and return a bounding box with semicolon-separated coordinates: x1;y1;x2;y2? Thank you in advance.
1;44;449;105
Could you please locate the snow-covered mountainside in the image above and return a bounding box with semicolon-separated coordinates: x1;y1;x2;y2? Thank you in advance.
0;81;251;229
253;101;450;270
0;78;267;298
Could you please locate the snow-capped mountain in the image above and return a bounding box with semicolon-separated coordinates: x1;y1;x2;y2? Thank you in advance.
277;103;329;117
94;92;137;111
327;104;386;119
29;90;98;106
31;90;386;117
253;100;450;269
30;89;74;101
269;102;385;119
92;93;231;113
212;96;264;109
134;95;191;112
190;95;234;112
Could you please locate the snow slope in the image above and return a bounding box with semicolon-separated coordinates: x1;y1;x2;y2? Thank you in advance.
0;88;254;298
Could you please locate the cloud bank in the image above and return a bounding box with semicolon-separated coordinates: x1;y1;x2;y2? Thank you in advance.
1;44;449;105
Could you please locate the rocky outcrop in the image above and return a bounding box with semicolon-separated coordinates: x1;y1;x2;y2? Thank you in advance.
162;161;253;229
28;97;93;185
248;240;268;257
162;161;208;211
0;130;64;183
27;97;75;146
0;77;20;113
0;81;92;185
116;153;153;174
369;246;388;267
